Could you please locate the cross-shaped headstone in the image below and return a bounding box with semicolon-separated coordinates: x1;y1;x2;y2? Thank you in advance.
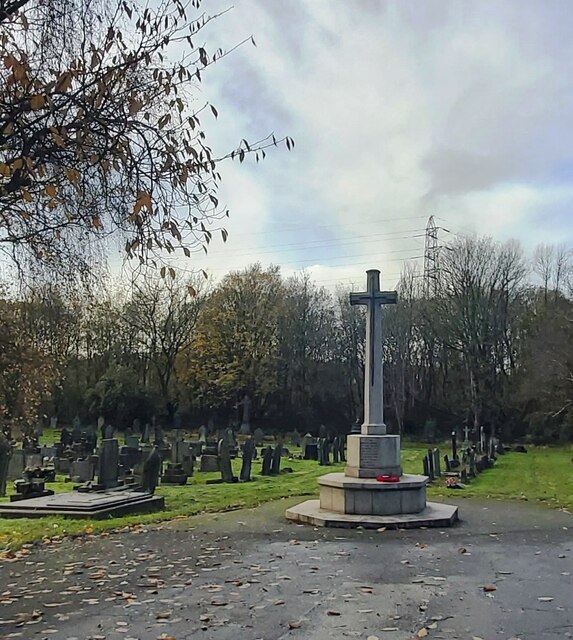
350;269;397;435
463;425;471;442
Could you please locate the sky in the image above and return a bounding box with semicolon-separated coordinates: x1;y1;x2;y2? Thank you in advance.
166;0;573;291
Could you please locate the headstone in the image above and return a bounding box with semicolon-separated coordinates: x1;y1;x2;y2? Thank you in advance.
69;459;96;483
319;424;327;439
104;423;114;440
198;425;207;444
50;416;58;431
240;436;256;481
451;430;458;461
0;433;11;496
291;429;301;447
339;435;347;463
463;424;471;447
25;453;43;468
432;448;441;477
422;454;431;479
98;439;120;489
304;442;318;461
427;449;435;480
161;462;188;485
54;456;71;475
261;446;273;476
218;438;236;483
239;394;252;435
60;427;73;447
97;415;105;438
85;429;97;453
200;454;219;473
444;454;451;472
11;468;54;502
332;438;340;464
141;446;161;494
142;423;151;443
126;435;140;449
270;441;282;475
319;438;330;466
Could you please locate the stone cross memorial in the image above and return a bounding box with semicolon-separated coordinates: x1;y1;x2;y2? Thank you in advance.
286;268;459;529
346;270;400;478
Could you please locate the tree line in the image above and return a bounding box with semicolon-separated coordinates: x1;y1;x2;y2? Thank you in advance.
0;235;572;443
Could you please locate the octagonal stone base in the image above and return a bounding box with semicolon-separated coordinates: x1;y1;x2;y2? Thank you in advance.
319;472;427;516
286;499;459;529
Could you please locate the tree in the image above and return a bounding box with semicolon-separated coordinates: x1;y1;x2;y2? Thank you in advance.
122;272;206;423
278;272;336;428
0;0;291;276
184;264;284;421
432;236;527;431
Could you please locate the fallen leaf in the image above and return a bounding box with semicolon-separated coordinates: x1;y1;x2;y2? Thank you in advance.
482;585;497;592
288;620;303;629
327;610;341;616
417;628;428;638
538;597;554;602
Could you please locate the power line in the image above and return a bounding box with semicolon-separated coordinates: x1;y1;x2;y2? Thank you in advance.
215;214;431;239
201;229;426;259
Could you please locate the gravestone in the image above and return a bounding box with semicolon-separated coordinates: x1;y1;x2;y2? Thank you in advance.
291;430;301;447
97;415;105;439
0;432;11;496
12;468;54;502
198;425;207;444
218;438;236;483
104;423;114;440
261;446;273;476
98;439;120;489
125;435;140;449
451;430;458;461
25;453;42;468
304;443;318;461
161;462;188;485
60;427;73;447
253;427;265;446
240;436;256;482
270;441;282;476
432;448;441;477
318;438;330;466
423;454;431;479
239;394;252;435
141;446;162;494
142;423;151;443
54;456;71;475
200;440;220;472
69;459;96;483
444;454;451;472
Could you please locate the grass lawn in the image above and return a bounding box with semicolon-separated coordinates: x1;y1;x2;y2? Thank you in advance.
0;442;571;555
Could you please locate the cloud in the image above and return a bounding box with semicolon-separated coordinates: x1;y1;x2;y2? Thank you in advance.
178;0;573;288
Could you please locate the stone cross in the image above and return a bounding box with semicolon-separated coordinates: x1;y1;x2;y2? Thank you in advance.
350;269;397;435
463;425;471;443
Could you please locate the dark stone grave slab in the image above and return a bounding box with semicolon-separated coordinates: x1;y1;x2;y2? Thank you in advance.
0;487;164;519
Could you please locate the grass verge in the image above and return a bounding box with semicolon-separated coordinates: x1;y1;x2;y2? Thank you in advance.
0;443;571;554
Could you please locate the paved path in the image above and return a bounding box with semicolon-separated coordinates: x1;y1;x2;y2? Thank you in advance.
0;497;571;640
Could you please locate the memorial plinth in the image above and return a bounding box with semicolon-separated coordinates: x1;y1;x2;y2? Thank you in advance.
346;433;402;477
286;268;458;530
